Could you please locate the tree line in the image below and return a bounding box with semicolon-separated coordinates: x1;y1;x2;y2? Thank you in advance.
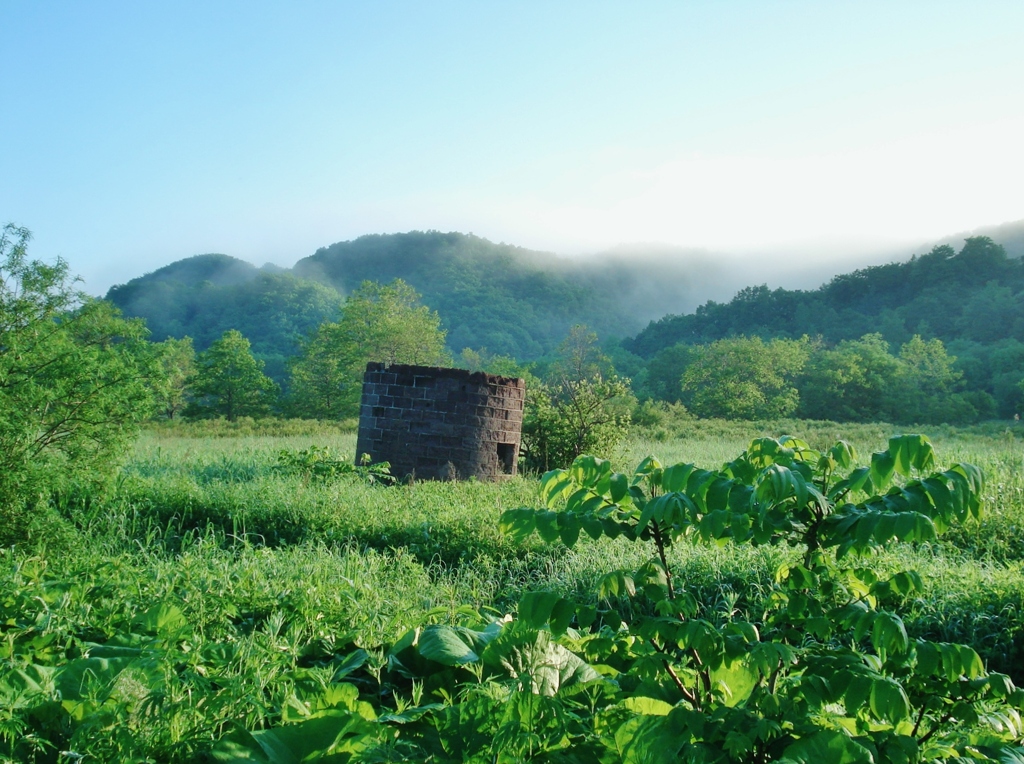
639;333;993;424
629;237;1024;417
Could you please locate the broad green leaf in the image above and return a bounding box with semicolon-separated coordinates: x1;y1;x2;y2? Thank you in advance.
417;625;481;666
779;730;875;764
549;598;577;636
482;626;602;695
830;467;873;501
870;677;910;723
540;469;574;507
888;434;935;476
870;450;896;491
633;456;663;484
534;510;561;543
499;507;537;541
609;472;629;503
622;696;674;716
710;659;759;707
558;513;581;547
661;463;695;493
246;712;380;763
575;605;597;630
56;656;135;701
0;664;55;704
519;591;561;630
132;601;187;636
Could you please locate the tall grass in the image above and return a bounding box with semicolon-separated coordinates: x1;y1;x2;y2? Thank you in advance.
6;420;1024;759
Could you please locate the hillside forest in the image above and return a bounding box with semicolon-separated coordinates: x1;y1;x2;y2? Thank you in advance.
104;230;1024;426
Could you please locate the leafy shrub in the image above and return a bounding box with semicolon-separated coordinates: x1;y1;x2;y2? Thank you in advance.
211;436;1024;762
276;445;395;485
520;376;634;473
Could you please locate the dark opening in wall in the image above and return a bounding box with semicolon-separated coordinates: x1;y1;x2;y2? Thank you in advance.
496;442;516;474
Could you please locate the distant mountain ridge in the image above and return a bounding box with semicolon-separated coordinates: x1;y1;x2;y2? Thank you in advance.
105;220;1024;384
106;231;726;369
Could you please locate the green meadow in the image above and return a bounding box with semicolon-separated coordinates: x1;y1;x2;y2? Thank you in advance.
4;421;1024;761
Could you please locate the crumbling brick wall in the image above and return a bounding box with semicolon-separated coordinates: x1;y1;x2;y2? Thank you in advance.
355;363;525;481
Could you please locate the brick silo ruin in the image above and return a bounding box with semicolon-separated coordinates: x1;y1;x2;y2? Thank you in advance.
355;363;526;481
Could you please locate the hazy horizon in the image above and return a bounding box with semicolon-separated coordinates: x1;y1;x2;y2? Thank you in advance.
3;2;1022;296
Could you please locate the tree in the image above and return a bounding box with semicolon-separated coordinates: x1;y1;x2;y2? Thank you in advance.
286;279;449;419
895;335;977;423
340;279;450;366
186;329;278;420
798;334;985;424
152;336;195;419
0;224;157;544
642;343;695;402
681;336;809;419
798;334;903;422
520;325;635;471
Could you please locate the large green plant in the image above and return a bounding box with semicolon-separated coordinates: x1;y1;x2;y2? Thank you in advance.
286;279;449;419
499;436;1022;762
521;325;636;472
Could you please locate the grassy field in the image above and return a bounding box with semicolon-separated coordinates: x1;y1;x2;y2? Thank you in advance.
3;419;1024;761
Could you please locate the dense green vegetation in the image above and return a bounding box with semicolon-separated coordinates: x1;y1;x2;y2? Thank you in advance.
104;230;748;369
106;255;345;382
4;423;1024;761
0;224;156;546
641;333;990;425
7;222;1024;758
630;238;1024;418
102;230;1024;425
286;279;450;419
105;234;650;369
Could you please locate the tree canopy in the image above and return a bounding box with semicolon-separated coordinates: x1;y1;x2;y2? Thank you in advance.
680;336;809;419
186;330;279;421
0;224;157;543
286;280;450;419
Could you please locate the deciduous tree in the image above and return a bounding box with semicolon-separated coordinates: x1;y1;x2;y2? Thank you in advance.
186;329;278;420
0;224;157;543
152;336;195;419
682;336;808;419
286;279;449;419
521;325;635;471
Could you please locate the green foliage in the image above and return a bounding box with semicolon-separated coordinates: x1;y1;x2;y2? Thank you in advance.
106;255;345;384
152;335;196;419
645;333;986;425
798;333;905;422
628;237;1024;421
186;329;279;421
7;424;1024;760
286;279;450;419
294;231;646;359
629;237;1023;358
521;326;636;472
275;445;395;485
681;336;809;419
0;224;157;545
499;438;1024;761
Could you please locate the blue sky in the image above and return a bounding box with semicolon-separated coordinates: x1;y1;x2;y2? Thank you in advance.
3;1;1023;294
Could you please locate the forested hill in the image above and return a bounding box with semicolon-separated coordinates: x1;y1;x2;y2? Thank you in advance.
106;231;720;370
106;254;345;381
627;236;1023;357
292;231;646;358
